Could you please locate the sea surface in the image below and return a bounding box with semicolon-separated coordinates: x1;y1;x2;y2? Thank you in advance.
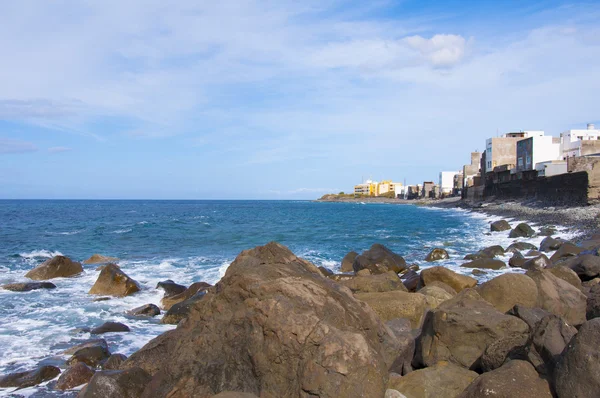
0;200;579;396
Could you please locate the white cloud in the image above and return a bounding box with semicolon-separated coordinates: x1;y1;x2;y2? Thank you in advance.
403;34;468;68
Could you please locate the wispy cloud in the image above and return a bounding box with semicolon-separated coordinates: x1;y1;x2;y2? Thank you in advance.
0;138;38;154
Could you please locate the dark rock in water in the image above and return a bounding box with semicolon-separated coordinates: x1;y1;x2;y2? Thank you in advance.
507;241;538;252
122;242;398;397
317;266;333;276
92;297;111;302
476;273;538;313
464;245;504;261
79;367;151;398
156;280;187;298
89;264;140;297
509;251;526;268
539;237;566;252
509;223;536;239
1;282;56;291
491;220;511;232
25;255;83;280
127;304;160;317
586;284;600;320
385;318;416;375
388;362;478;398
526;269;587;326
161;291;207;324
91;321;130;335
538;227;557;236
522;254;551;271
339;271;407;293
471;269;486;276
525;250;543;257
565;254;600;281
63;339;109;355
400;270;420;292
420;266;477;293
102;354;128;370
480;333;529;372
353;243;407;274
340;251;358;273
67;343;111;368
83;254;119;265
0;365;60;388
461;258;506;270
415;289;529;369
161;281;212;310
56;362;95;390
554;318;600;397
507;305;552;330
424;248;449;262
459;360;553;398
550;243;583;263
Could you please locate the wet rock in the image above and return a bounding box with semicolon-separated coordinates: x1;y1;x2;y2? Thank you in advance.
509;251;526;267
538;227;557;236
389;361;478;398
415;289;529;369
89;264;140;297
67;342;111;368
565;254;600;281
63;339;109;355
471;269;486;276
92;297;111;302
356;291;428;328
79;367;151;398
83;254;119;264
420;266;477;293
554;318;600;397
161;291;207;324
547;266;582;289
509;223;536;239
353;244;407;274
317;266;333;277
340;251;358;273
91;321;130;335
522;254;551;270
161;281;212;310
507;241;538;252
539;237;566;252
525;250;543;257
1;282;56;291
102;353;128;370
56;362;95;390
156;280;187;298
491;220;511;232
0;365;60;388
25;255;83;280
461;258;506;270
339;271;407;293
524;314;577;376
424;248;449;262
127;304;160;317
459;360;553;398
586;283;600;320
477;273;538;313
463;245;504;261
400;269;419;292
550;243;583;263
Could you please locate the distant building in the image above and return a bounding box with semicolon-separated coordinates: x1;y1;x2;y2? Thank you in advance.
516;135;561;172
422;181;435;198
354;180;377;196
484;131;544;174
536;160;567;177
463;152;482;188
560;124;600;159
439;171;460;197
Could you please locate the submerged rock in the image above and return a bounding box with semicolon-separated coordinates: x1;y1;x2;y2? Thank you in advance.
89;264;140;297
25;255;83;280
83;254;119;264
490;220;511;232
353;243;407;274
424;248;449;262
0;365;60;388
1;282;56;291
91;321;130;335
509;223;536;239
461;258;506;270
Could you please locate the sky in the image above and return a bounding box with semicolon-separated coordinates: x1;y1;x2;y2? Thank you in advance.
0;0;599;199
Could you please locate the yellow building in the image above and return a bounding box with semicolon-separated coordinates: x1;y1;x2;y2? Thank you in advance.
354;180;378;196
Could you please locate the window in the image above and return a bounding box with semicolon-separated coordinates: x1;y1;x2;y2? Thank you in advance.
518;158;523;167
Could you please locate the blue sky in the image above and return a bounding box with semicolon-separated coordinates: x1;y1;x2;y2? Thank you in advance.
1;1;599;199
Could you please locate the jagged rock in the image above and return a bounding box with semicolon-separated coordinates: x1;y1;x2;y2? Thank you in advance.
509;251;526;267
388;361;478;398
91;321;130;335
56;362;95;390
341;251;358;273
550;243;583;263
356;291;428;328
425;248;449;262
78;367;152;398
89;264;140;297
1;282;56;291
102;354;128;370
127;304;161;317
156;280;187;298
547;266;582;289
507;241;537;252
67;342;111;368
540;237;566;252
420;266;477;293
25;255;83;280
419;285;454;309
353;244;407;274
458;360;553;398
317;266;333;277
509;223;536;239
554;318;600;397
83;254;119;264
161;281;212;310
491;220;511;232
507;305;552;330
477;273;538;313
400;270;419;292
385;318;415;375
480;333;529;371
522;254;551;270
565;254;600;281
0;365;60;388
161;291;207;324
526;269;587;326
587;283;600;320
415;289;529;369
339;271;407;293
461;258;506;270
122;242;398;397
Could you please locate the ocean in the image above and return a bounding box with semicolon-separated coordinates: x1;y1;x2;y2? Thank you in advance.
0;200;578;396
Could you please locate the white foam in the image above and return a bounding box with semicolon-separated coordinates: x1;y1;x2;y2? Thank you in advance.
19;250;63;259
112;229;132;234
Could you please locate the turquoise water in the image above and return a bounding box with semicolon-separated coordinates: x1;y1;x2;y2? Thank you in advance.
0;200;574;396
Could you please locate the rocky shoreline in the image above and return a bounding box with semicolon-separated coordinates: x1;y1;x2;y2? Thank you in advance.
2;213;600;397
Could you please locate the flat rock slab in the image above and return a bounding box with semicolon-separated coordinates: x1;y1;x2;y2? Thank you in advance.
1;282;56;291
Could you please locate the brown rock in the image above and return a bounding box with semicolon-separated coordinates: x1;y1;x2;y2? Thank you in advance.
353;244;407;274
211;393;259;398
56;362;95;390
385;318;415;375
507;305;552;330
103;353;128;370
156;280;187;298
420;280;457;296
547;266;582;289
524;314;577;376
400;269;420;292
341;251;358;273
161;291;207;324
1;282;56;291
480;334;529;372
0;365;60;388
25;255;83;280
161;281;212;310
461;258;506;270
89;264;140;297
425;248;449;262
317;266;333;277
78;367;151;398
509;223;536;238
67;343;111;368
550;243;583;263
491;220;511;232
356;290;429;328
477;273;538;313
419;285;454;309
539;237;566;252
83;254;119;264
522;254;551;270
507;241;538;253
420;266;477;293
91;321;130;335
63;339;109;355
339;271;407;293
565;254;600;281
509;251;526;267
127;304;161;317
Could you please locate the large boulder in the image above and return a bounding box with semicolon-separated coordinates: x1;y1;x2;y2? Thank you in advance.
521;254;551;270
463;245;504;261
491;220;511;232
341;251;358;273
91;321;130;335
83;254;119;264
56;362;95;390
461;258;506;270
122;242;399;397
507;242;538;252
425;248;449;262
161;281;212;310
89;264;140;297
420;266;477;293
63;339;109;356
102;354;128;370
526;269;587;326
507;305;552;330
415;289;529;369
356;291;429;328
480;334;529;372
156;280;187;298
554;318;600;398
78;367;152;398
421;281;457;296
400;270;420;292
0;365;60;388
476;273;538;313
550;243;583;263
127;304;161;317
586;283;600;320
24;255;83;280
509;223;536;239
339;271;407;293
67;342;111;368
547;266;582;289
419;285;455;309
566;254;600;281
388;361;478;398
385;318;415;375
509;251;526;267
458;360;553;398
353;244;407;274
1;282;56;291
539;237;566;252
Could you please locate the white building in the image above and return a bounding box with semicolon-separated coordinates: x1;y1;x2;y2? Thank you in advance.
484;131;545;174
560;124;600;158
439;171;459;196
516;134;561;172
536;161;568;177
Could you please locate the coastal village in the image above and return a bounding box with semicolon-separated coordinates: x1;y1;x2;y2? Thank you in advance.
349;123;600;204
